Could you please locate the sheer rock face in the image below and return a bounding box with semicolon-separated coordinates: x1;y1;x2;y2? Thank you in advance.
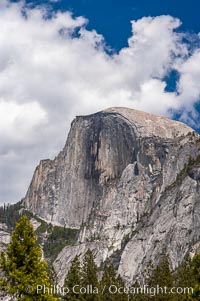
0;231;10;253
23;107;200;284
24;110;138;227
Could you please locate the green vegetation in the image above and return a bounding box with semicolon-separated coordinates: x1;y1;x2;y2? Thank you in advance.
0;201;24;230
147;256;174;301
174;256;196;300
82;249;100;301
0;215;58;300
100;264;127;301
35;218;50;235
63;250;200;301
63;249;101;301
64;250;128;301
130;254;198;301
43;226;79;262
0;201;79;263
2;205;200;301
167;154;200;191
64;255;84;300
191;253;200;300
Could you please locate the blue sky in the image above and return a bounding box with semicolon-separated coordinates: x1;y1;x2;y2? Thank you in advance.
1;0;200;203
57;0;200;51
12;0;200;51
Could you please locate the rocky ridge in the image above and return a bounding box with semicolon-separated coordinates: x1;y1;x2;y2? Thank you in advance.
23;107;200;284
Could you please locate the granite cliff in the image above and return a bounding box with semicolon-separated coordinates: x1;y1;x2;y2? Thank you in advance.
23;107;200;284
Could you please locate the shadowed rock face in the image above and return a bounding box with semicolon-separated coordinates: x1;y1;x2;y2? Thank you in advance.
24;111;139;227
23;107;200;284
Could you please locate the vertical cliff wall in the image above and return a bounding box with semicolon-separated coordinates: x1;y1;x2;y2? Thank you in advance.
23;107;200;284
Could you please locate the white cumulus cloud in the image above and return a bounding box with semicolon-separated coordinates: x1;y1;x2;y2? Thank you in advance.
0;0;200;203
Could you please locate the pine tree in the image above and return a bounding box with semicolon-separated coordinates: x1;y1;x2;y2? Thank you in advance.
101;264;118;301
174;256;195;301
100;263;128;301
147;256;174;301
115;274;129;301
129;280;149;301
0;215;57;301
82;249;100;301
190;253;200;300
64;255;83;301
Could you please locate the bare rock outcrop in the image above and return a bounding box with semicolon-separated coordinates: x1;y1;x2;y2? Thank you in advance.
23;107;200;283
